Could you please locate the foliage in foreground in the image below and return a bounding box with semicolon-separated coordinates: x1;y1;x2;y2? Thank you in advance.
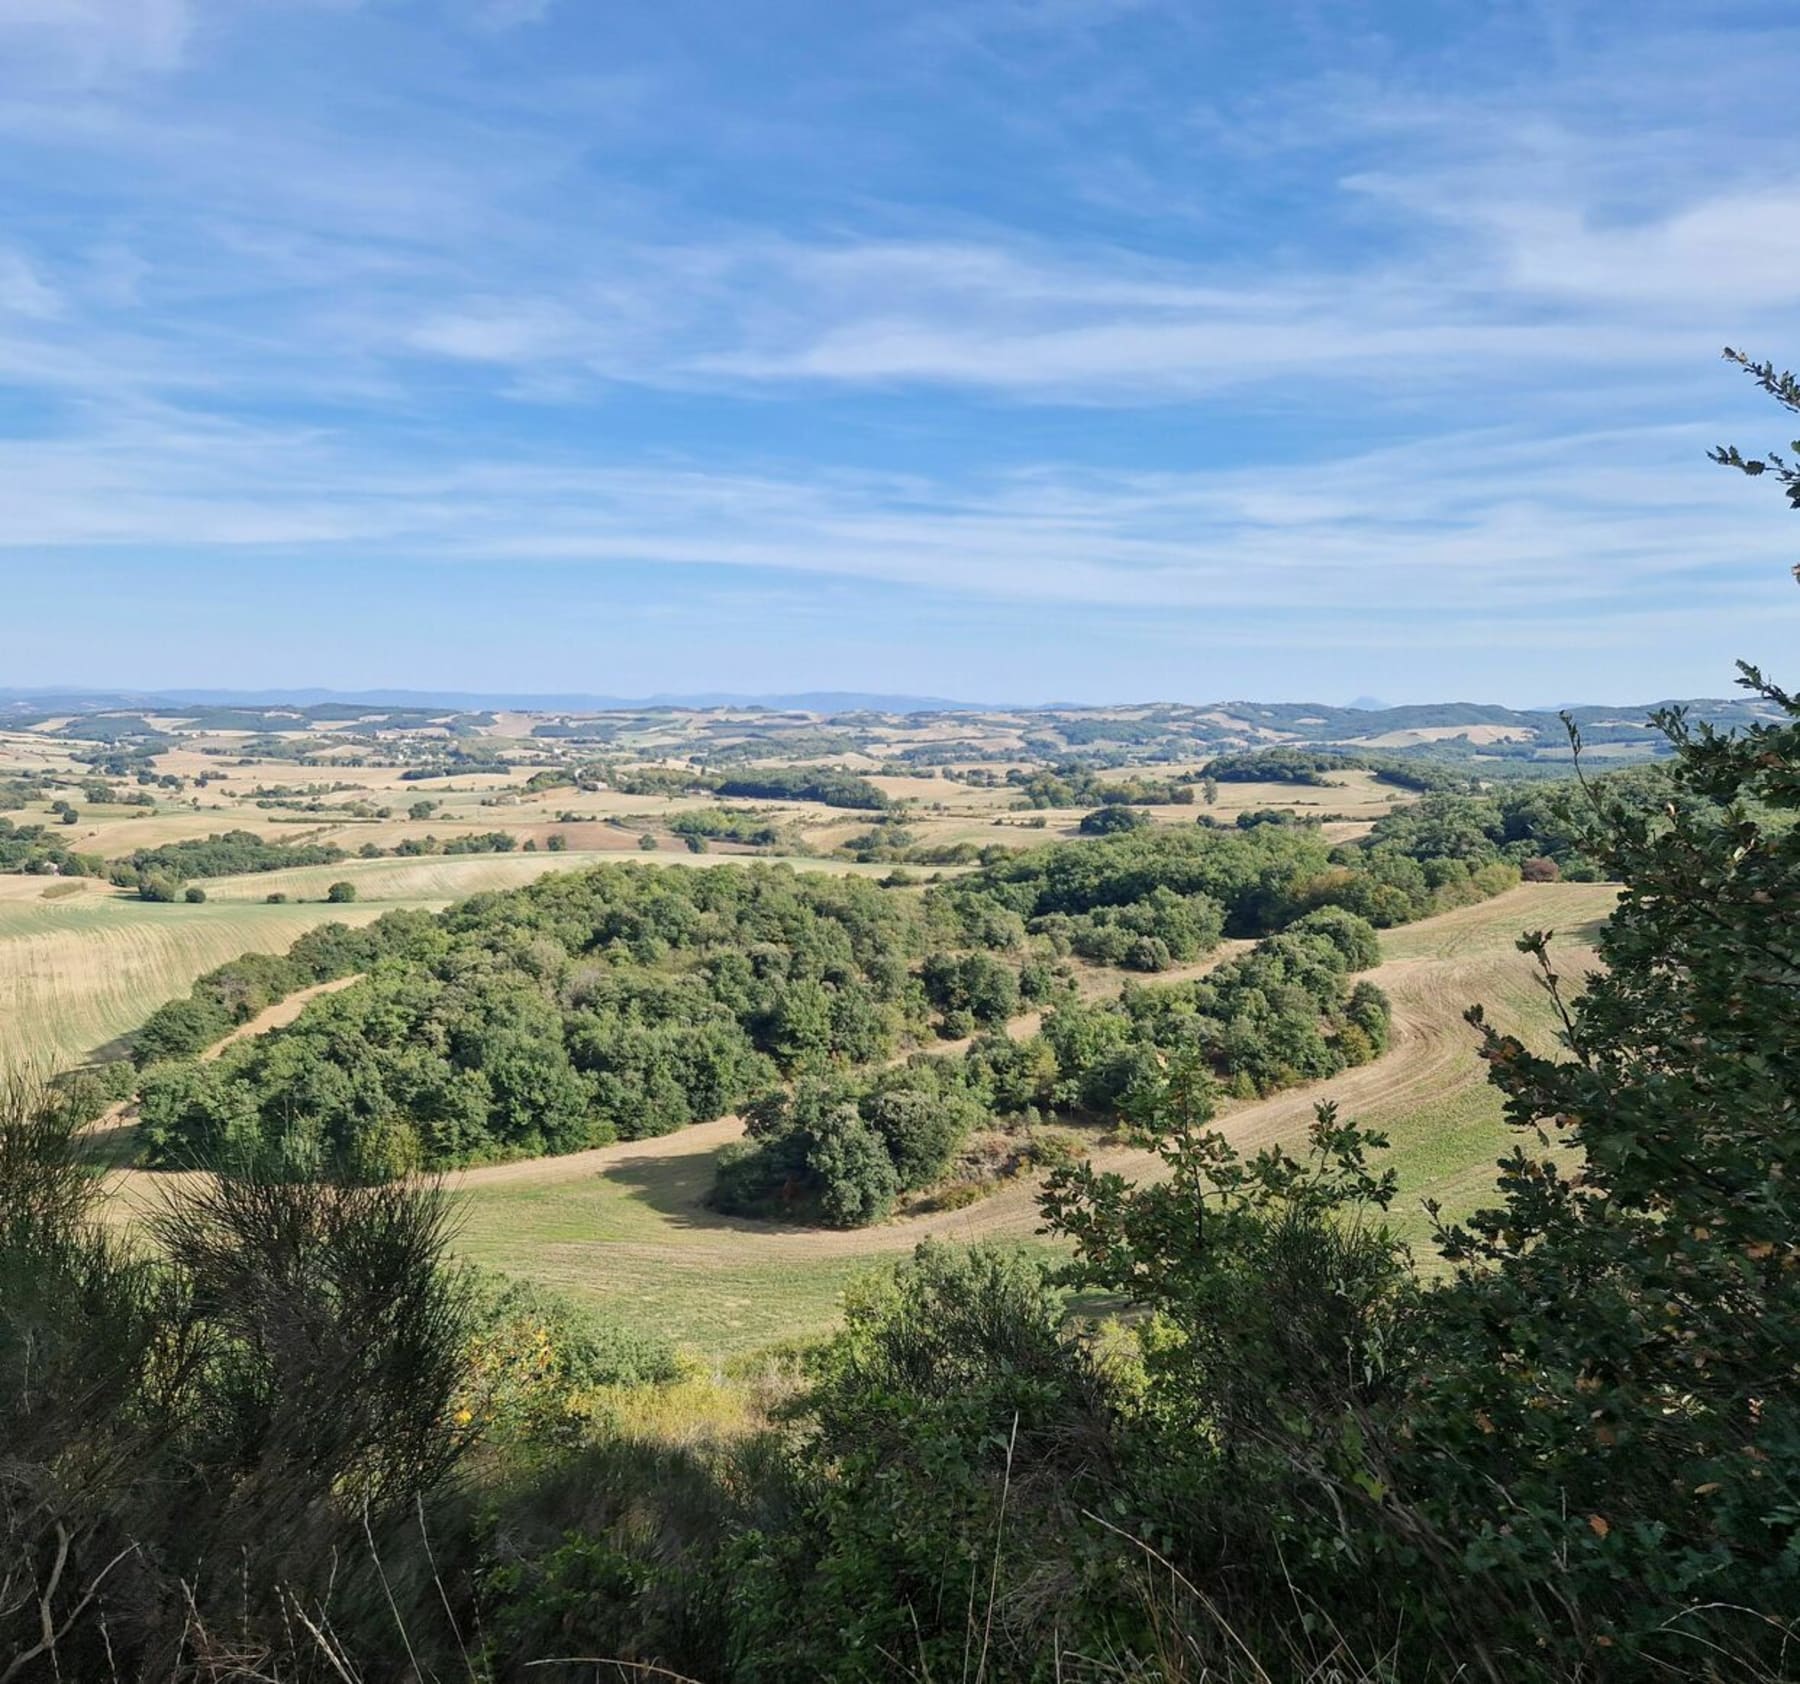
0;1076;478;1679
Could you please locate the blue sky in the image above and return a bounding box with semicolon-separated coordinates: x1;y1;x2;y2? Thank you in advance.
2;0;1798;705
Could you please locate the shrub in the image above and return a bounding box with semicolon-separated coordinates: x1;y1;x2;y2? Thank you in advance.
808;1108;898;1227
183;885;207;903
1079;803;1152;835
1021;1127;1085;1171
729;1243;1117;1679
464;1272;678;1416
0;1086;478;1676
325;879;357;902
1287;904;1382;970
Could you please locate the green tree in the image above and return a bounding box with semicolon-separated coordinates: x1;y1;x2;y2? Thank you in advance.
1393;350;1800;1666
807;1107;898;1227
325;879;357;903
1078;803;1152;835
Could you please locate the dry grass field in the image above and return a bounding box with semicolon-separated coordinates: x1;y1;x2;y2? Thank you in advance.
3;707;1419;876
0;883;395;1072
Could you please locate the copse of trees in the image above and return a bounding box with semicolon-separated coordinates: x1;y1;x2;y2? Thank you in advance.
0;817;101;876
712;767;891;809
1077;802;1152;834
1008;762;1196;808
391;829;521;857
713;913;1389;1224
666;806;787;846
1355;764;1683;886
1035;919;1390;1110
584;754;895;807
109;828;347;888
712;1067;993;1226
1204;746;1366;784
1232;805;1317;829
931;821;1485;968
929;822;1343;943
134;862;926;1174
602;763;710;797
398;755;511;780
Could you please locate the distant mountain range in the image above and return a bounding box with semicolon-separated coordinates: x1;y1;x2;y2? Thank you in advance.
0;687;1784;770
0;686;1774;721
0;687;989;715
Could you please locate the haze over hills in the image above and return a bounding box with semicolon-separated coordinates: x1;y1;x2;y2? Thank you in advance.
0;687;988;716
2;686;1783;777
0;685;1780;730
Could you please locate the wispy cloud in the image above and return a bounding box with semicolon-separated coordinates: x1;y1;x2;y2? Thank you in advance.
468;0;556;31
0;0;193;85
0;0;1795;698
2;407;1787;639
0;246;60;318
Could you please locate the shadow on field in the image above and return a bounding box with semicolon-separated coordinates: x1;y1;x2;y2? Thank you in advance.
598;1142;813;1237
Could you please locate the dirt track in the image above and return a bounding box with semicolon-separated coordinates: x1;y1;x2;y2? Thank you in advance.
202;975;364;1057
